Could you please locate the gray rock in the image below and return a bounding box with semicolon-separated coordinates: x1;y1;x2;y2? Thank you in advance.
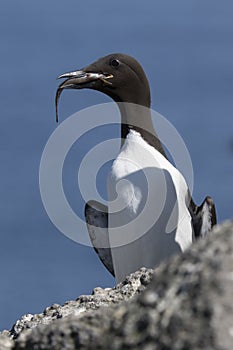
1;221;233;350
0;332;14;350
9;267;153;341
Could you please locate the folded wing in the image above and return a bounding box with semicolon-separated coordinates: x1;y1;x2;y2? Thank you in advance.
85;200;114;276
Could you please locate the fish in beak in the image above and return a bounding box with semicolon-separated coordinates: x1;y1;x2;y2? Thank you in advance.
55;70;113;122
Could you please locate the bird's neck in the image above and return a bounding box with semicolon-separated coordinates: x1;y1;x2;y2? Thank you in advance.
117;102;166;157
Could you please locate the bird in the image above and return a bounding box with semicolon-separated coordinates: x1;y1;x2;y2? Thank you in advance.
55;53;217;283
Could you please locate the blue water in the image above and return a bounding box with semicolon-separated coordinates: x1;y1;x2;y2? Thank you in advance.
0;0;233;330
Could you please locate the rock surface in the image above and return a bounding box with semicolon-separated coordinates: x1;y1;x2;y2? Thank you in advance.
0;221;233;350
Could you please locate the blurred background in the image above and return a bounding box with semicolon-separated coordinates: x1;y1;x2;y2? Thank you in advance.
0;0;233;331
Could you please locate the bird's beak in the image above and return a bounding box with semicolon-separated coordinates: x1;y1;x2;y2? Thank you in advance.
55;69;113;122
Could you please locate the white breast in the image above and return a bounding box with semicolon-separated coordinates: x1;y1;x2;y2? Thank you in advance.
107;130;193;283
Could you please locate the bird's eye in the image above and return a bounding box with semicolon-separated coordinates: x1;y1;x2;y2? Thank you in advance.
110;59;120;68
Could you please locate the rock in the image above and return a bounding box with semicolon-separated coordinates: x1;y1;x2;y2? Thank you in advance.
9;267;153;341
1;221;233;350
0;332;14;350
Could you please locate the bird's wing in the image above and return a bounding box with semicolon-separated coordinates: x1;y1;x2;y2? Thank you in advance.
85;200;114;276
189;196;217;239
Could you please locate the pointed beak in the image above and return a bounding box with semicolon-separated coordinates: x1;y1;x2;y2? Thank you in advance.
55;70;113;122
57;70;87;80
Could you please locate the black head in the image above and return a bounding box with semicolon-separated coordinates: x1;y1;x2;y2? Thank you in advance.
56;53;151;121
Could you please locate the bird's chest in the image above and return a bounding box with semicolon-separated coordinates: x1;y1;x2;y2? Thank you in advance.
107;130;192;266
107;130;179;216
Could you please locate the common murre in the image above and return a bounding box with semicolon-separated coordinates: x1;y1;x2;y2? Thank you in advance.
55;53;217;283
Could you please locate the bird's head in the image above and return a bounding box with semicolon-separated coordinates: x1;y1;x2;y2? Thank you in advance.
56;53;151;122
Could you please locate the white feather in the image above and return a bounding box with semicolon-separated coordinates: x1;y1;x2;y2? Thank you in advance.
108;130;193;283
